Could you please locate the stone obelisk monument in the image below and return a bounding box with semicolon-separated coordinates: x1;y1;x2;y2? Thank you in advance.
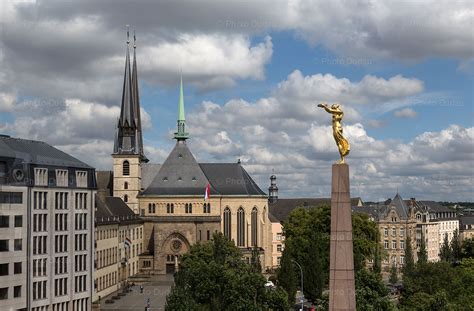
317;103;356;311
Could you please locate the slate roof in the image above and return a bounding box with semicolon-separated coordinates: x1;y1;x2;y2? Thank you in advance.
141;141;266;197
199;163;266;196
141;141;209;196
0;135;92;168
269;198;330;222
388;193;410;220
96;171;113;196
141;163;161;190
95;195;142;225
269;197;363;222
419;201;453;213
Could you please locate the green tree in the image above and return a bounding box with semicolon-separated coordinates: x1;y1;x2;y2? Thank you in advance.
451;229;462;263
372;235;382;275
417;232;428;264
280;205;380;304
403;235;415;278
439;233;452;262
165;233;277;311
276;247;297;306
400;260;474;310
250;246;262;273
389;263;398;284
461;238;474;258
355;269;397;311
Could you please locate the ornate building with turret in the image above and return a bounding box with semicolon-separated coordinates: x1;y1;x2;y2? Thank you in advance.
98;32;272;275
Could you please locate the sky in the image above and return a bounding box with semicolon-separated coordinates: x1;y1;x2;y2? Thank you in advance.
0;0;473;201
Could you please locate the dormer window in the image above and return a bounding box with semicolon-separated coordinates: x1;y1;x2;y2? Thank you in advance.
177;177;182;181
34;168;48;186
76;171;88;188
163;177;168;182
56;169;68;187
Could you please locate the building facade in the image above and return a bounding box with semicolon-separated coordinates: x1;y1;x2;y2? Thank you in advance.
101;37;272;275
1;135;96;311
93;195;144;302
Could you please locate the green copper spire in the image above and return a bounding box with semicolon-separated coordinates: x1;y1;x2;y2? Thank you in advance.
174;75;189;140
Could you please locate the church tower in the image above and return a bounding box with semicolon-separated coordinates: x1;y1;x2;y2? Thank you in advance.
113;29;148;214
268;174;278;203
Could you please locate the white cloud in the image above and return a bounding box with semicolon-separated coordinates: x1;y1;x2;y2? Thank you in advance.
0;92;16;112
394;108;417;118
141;35;272;90
183;71;473;201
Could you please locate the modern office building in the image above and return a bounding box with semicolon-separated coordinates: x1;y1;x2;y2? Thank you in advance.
0;135;96;311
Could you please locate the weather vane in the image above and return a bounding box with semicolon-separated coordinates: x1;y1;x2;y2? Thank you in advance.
317;102;350;164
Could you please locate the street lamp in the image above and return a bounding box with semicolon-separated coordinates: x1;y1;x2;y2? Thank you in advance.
292;259;304;311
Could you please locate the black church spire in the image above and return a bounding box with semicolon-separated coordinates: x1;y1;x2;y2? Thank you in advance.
114;27;148;162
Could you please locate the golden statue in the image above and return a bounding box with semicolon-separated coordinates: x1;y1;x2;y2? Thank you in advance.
317;102;350;163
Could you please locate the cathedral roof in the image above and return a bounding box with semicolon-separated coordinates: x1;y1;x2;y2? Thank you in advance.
141;140;210;196
140;141;266;197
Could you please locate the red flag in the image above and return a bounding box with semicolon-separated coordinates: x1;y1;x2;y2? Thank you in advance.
204;183;210;200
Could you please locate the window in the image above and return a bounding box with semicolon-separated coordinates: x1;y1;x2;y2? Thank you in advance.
400;255;405;265
400;240;405;250
400;227;405;237
0;240;8;251
392;240;397;249
0;192;23;204
251;207;258;246
124;181;128;190
0;263;8;276
276;233;282;241
124;195;128;203
122;161;130;176
14;262;21;274
0;216;9;228
14;239;22;251
277;257;282;265
188;203;193;214
237;207;245;247
224;207;231;240
384;240;389;249
166;203;170;213
391;256;397;264
0;287;7;300
55;169;68;187
203;203;211;213
277;244;283;252
34;168;48;186
14;215;22;227
384;228;388;236
14;286;21;298
392;227;396;236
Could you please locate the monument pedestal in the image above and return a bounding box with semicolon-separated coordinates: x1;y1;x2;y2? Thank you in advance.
329;164;356;311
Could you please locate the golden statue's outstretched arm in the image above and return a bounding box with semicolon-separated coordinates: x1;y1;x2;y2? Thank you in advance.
318;103;342;115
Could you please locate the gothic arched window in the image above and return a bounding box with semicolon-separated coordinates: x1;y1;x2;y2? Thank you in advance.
152;204;156;213
167;203;170;214
185;203;189;213
148;203;152;214
171;204;174;214
124;194;128;203
237;207;245;247
189;203;192;214
224;207;231;240
124;181;128;190
203;203;211;213
122;161;130;176
251;207;258;247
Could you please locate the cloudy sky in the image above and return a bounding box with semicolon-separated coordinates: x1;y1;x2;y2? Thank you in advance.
0;0;473;201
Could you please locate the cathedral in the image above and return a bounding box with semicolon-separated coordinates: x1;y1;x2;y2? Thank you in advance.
106;33;272;274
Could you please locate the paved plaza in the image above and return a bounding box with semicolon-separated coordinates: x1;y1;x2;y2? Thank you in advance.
99;275;174;311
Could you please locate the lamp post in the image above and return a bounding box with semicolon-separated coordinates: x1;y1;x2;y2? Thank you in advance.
292;259;304;311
